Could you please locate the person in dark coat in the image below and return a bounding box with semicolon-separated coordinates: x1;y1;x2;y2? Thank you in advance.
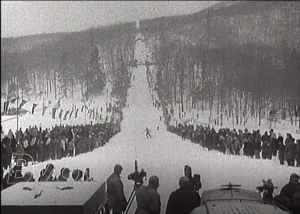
275;173;300;210
43;132;52;161
2;137;13;169
28;136;38;163
166;176;201;214
22;172;35;182
295;140;300;167
37;138;44;163
285;135;296;166
206;130;214;151
106;164;127;214
1;137;9;169
261;131;271;159
57;167;70;181
278;135;285;165
38;163;56;182
243;133;254;158
269;129;278;157
135;175;161;214
254;130;262;159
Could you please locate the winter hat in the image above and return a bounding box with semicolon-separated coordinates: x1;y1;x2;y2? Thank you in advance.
149;175;159;188
114;164;123;173
46;163;54;170
23;172;34;181
179;176;190;187
290;173;300;180
61;167;70;176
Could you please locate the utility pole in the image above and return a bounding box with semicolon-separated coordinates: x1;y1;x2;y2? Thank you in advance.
16;81;19;133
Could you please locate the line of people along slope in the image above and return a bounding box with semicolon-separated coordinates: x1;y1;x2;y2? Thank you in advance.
1;120;121;190
167;122;300;167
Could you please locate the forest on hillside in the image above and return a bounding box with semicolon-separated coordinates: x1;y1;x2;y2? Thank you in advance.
1;22;136;105
140;1;300;127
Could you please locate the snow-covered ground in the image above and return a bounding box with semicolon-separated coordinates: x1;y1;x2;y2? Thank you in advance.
1;28;299;214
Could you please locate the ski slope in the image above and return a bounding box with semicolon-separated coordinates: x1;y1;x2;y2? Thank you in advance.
3;31;299;214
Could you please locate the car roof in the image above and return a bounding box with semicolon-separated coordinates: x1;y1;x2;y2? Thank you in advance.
192;201;291;214
201;187;262;202
191;186;291;214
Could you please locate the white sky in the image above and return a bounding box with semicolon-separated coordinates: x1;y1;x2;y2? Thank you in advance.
1;1;219;38
1;33;298;213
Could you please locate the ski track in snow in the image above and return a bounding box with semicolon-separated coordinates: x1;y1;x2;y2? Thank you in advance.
2;31;299;214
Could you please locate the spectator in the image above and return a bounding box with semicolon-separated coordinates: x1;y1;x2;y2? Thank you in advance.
269;129;278;157
38;163;56;182
254;130;262;159
166;176;201;214
295;140;300;167
57;167;70;181
135;175;161;214
243;133;254;158
262;131;271;160
22;172;35;182
107;164;127;214
37;138;44;163
290;187;300;214
275;173;300;209
278;134;285;165
285;134;296;166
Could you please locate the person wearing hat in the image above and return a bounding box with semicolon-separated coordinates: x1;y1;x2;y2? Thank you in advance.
165;176;201;214
22;172;35;182
276;173;300;208
38;163;56;181
135;175;161;214
57;167;70;181
106;164;127;214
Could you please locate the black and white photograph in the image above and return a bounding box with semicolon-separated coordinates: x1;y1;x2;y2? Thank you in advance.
1;1;300;214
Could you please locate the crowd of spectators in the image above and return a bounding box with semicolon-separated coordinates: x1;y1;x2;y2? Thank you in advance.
1;121;121;175
167;122;300;167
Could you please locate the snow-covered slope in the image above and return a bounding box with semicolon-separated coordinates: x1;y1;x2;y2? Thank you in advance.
2;24;299;214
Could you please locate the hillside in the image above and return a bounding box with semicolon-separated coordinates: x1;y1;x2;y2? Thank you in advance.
1;22;137;102
139;1;300;129
141;1;300;49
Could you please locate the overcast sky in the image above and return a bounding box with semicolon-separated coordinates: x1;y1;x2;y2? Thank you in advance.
1;1;219;38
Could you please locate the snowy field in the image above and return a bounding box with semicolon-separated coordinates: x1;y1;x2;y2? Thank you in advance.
1;31;300;213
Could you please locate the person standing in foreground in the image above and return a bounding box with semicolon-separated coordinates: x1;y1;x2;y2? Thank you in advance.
275;173;300;210
107;164;127;214
135;175;161;214
165;177;201;214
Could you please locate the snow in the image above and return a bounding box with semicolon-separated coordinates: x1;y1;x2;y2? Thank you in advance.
1;28;300;214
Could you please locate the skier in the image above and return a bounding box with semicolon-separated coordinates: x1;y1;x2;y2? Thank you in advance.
144;127;152;138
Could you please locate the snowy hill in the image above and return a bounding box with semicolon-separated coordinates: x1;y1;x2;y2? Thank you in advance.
2;27;298;214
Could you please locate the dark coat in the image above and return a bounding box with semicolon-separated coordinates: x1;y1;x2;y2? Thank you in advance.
285;141;296;160
166;187;200;214
295;143;300;164
135;185;161;214
262;141;271;154
106;173;127;213
280;182;300;204
243;138;254;156
278;137;285;160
